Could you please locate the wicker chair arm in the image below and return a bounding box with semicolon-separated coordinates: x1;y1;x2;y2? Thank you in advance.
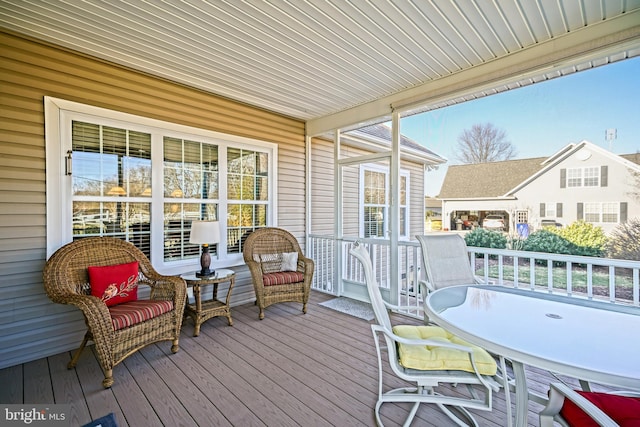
245;259;264;280
298;256;314;272
147;275;187;305
59;293;114;334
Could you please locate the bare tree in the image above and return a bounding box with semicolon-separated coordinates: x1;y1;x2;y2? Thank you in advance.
455;123;517;163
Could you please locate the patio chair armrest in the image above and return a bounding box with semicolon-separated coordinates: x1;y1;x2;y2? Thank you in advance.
148;275;186;304
62;293;115;333
418;279;435;293
380;299;420;313
539;383;619;427
372;324;475;354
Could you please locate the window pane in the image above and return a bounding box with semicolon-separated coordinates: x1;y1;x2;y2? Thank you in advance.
226;203;266;253
183;140;203;198
72;122;101;196
584;202;600;222
164;137;183;197
400;176;407;205
127;131;152;197
545;202;556;217
584;167;599;187
72;122;152;257
602;202;618;222
73;202;108;236
364;206;385;238
567;168;582;187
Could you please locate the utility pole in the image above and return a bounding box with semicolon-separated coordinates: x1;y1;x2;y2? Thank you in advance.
605;128;617;151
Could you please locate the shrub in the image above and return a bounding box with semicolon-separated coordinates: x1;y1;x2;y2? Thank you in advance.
549;220;607;257
606;218;640;260
522;229;578;255
464;228;507;249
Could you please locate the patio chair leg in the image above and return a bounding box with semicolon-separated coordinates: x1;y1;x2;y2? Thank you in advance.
67;333;90;369
171;339;179;353
302;302;307;314
259;308;265;320
102;370;114;389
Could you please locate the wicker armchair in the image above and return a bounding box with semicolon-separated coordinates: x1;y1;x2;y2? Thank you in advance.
43;237;186;388
242;227;314;319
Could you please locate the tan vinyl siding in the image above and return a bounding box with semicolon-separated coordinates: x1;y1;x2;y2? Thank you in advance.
309;137;337;235
0;30;306;368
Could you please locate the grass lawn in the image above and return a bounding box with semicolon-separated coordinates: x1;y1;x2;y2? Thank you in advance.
477;262;635;290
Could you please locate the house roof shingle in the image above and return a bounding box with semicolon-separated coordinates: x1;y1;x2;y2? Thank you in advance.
438;157;547;199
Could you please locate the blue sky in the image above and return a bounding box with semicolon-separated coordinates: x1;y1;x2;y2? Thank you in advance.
398;56;640;196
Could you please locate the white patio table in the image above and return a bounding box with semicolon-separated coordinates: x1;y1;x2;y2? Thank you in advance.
424;284;640;427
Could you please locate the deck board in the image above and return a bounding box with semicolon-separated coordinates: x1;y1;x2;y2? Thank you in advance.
0;291;610;426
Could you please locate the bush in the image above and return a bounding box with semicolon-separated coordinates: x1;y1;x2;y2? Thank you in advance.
522;230;578;255
606;218;640;260
464;228;507;249
548;220;607;257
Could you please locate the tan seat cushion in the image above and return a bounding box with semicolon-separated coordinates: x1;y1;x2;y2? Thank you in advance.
392;325;497;375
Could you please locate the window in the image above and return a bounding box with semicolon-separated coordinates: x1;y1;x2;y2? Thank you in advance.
46;98;277;270
584;203;600;222
583;167;599;186
584;202;622;223
544;202;556;217
567;168;582;187
566;167;600;187
583;202;619;223
602;203;618;222
361;165;409;238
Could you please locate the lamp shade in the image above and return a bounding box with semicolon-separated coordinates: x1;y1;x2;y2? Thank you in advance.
189;220;220;245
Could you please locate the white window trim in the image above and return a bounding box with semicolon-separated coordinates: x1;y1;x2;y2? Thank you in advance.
358;164;410;239
45;97;278;273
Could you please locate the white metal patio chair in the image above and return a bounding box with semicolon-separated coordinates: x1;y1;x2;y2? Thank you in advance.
350;241;502;427
416;233;486;293
416;233;489;325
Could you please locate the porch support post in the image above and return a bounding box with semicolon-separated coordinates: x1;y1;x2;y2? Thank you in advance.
389;112;400;305
334;129;343;296
305;134;312;256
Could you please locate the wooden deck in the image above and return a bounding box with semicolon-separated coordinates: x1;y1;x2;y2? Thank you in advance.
1;291;591;426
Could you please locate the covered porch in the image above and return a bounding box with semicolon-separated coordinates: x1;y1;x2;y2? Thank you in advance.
1;291;601;427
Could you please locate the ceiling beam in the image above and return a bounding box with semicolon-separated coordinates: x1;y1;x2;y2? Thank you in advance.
306;9;640;136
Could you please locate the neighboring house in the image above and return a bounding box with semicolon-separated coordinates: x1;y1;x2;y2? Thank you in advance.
439;141;640;234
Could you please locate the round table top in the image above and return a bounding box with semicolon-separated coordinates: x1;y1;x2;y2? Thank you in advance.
425;284;640;391
181;268;235;282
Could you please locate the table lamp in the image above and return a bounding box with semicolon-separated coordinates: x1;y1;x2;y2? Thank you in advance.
189;220;220;278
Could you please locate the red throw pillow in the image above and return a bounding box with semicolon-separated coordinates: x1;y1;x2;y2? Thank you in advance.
88;261;139;307
561;391;640;427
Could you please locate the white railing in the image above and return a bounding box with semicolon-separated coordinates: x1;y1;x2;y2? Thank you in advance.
308;234;640;319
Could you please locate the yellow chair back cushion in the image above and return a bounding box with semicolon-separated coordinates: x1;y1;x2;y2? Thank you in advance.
392;325;497;375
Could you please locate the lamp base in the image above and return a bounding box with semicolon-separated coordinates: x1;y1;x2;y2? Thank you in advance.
195;270;215;278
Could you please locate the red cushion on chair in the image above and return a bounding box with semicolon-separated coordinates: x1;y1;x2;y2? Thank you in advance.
262;271;305;286
108;300;174;330
89;261;139;307
560;390;640;427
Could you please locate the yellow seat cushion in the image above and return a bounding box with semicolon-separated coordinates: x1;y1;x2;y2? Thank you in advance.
392;325;497;375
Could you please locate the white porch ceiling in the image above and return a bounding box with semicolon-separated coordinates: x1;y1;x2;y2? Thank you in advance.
1;0;639;134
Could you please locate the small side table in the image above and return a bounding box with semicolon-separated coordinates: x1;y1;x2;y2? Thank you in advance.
181;269;235;337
